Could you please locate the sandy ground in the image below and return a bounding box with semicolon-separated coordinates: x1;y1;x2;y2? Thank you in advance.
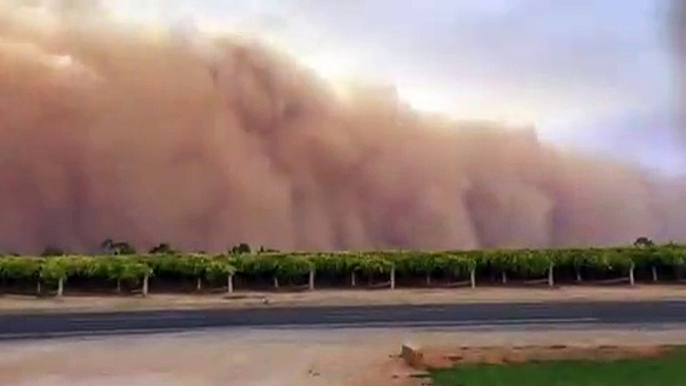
2;286;686;314
2;328;686;386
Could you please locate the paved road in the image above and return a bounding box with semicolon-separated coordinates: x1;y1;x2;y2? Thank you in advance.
0;301;685;341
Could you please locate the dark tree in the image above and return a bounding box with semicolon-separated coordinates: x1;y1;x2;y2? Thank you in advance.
634;237;655;248
41;246;66;257
149;243;175;255
258;246;279;254
100;238;115;253
101;238;136;255
230;243;251;255
113;242;136;255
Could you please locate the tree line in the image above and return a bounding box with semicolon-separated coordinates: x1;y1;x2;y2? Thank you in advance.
36;239;267;258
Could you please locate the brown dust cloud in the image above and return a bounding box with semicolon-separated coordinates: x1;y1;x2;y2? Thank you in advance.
1;2;685;254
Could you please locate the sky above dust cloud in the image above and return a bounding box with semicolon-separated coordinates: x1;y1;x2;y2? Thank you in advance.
106;0;681;174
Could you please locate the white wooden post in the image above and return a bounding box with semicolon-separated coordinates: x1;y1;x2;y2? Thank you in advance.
57;278;64;297
470;268;476;289
36;281;41;296
426;273;432;286
227;274;234;294
273;276;279;290
501;271;507;285
309;268;315;291
652;266;658;282
142;274;149;297
548;263;555;288
629;262;636;286
351;271;356;287
390;266;396;290
196;277;202;291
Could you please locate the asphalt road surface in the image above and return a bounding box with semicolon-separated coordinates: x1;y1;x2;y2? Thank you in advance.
0;301;685;341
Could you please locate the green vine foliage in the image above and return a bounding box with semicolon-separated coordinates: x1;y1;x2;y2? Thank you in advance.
0;257;42;281
355;254;393;275
659;245;686;267
392;251;436;276
101;257;152;284
204;257;236;282
39;257;69;283
1;244;686;294
552;248;594;272
440;253;476;278
483;250;516;274
144;254;203;279
514;250;552;277
274;255;312;279
595;249;634;273
308;253;347;275
238;253;312;279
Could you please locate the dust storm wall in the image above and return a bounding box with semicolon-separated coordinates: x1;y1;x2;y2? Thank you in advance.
0;4;684;253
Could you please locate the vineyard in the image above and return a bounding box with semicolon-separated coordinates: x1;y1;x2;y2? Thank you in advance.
0;244;685;297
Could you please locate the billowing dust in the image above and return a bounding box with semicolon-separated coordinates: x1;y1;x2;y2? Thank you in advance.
1;1;686;254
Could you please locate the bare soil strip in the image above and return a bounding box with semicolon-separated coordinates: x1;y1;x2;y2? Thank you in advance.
2;286;686;314
406;344;671;370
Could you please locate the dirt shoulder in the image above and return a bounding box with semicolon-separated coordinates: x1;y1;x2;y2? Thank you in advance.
3;328;686;386
1;285;686;315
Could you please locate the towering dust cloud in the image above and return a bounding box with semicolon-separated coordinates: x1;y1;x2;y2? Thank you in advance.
1;3;685;254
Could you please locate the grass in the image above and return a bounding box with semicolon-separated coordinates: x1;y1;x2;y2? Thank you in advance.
430;347;686;386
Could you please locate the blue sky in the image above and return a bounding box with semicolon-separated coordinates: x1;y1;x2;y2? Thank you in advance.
105;0;683;174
